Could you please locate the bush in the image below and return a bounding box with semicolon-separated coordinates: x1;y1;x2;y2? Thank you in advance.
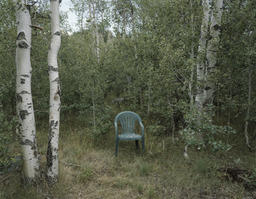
180;106;236;151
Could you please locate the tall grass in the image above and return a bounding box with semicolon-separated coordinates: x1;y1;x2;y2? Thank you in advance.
0;119;255;199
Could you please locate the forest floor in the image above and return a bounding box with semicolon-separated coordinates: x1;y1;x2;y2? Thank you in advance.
1;119;256;199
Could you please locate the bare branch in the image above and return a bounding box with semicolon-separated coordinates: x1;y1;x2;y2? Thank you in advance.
30;25;43;31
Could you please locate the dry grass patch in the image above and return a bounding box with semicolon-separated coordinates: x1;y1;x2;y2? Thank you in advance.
1;126;256;198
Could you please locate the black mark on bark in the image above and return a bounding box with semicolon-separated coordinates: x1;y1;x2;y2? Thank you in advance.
18;41;29;49
50;120;55;129
213;24;221;31
17;32;26;40
54;31;61;36
17;123;22;135
20;139;34;146
47;141;53;168
19;110;30;120
17;3;22;11
19;90;30;94
54;121;58;128
205;86;212;91
50;120;58;129
49;65;58;72
17;94;22;103
52;77;59;83
20;78;25;84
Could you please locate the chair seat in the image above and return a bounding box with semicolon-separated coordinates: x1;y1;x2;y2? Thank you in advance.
118;133;142;140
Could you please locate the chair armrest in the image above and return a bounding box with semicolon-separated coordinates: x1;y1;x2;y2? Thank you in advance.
139;121;144;136
114;121;118;137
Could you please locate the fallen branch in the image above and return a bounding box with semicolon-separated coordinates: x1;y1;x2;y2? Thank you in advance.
30;25;43;31
0;175;11;184
60;160;81;168
218;167;256;191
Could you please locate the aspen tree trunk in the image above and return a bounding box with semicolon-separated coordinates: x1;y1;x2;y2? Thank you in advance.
91;80;96;134
15;0;40;182
171;114;175;144
92;2;100;63
88;2;100;61
195;0;211;112
189;48;195;109
244;66;252;150
47;0;61;183
205;0;223;104
90;1;98;134
227;82;232;125
195;0;223;111
184;0;196;159
189;0;195;110
131;3;140;110
147;82;151;115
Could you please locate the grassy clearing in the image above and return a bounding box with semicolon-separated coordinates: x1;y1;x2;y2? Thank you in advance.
1;121;256;199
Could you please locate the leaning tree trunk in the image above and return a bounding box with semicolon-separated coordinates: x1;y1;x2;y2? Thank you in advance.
47;0;61;183
15;0;40;182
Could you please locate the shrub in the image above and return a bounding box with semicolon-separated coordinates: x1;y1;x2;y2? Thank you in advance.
180;106;236;151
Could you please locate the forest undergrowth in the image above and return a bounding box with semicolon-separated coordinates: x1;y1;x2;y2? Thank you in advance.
1;117;256;199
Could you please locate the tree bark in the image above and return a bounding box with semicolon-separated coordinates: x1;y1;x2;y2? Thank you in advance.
91;80;96;135
15;0;39;182
92;1;100;63
195;0;223;111
195;0;211;112
205;0;223;104
147;82;151;115
47;0;61;183
189;0;195;110
244;66;252;150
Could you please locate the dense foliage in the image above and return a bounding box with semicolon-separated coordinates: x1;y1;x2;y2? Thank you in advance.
0;0;256;170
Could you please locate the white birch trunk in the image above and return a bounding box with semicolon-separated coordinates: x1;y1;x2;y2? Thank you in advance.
195;0;211;111
195;0;223;111
171;114;175;144
92;2;100;63
96;27;100;63
244;67;252;150
189;0;195;109
147;82;151;115
205;0;223;104
15;0;39;181
91;81;96;134
184;145;189;159
47;0;61;183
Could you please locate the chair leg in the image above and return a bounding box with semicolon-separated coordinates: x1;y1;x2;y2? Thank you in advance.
115;139;119;157
142;137;145;153
135;140;139;150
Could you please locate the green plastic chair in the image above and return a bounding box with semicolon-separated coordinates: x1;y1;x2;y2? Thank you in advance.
114;111;145;156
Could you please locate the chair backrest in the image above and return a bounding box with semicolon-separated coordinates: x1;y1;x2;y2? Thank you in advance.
115;111;142;134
